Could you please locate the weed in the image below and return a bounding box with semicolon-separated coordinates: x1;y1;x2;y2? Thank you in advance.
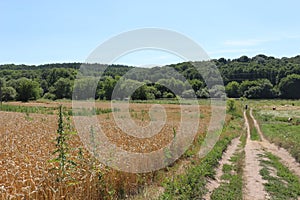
49;105;77;182
259;152;300;199
211;127;246;200
246;110;260;141
227;98;236;112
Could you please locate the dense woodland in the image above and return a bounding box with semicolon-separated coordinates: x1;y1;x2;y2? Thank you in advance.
0;54;300;102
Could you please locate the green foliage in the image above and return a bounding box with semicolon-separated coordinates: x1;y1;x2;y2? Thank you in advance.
160;111;244;199
188;79;204;92
131;85;150;100
0;104;56;114
49;105;77;182
254;106;300;162
15;78;42;102
53;78;73;99
43;92;56;100
260;123;300;163
227;98;236;112
2;86;16;101
181;89;195;98
241;79;276;99
160;135;236;199
209;85;226;98
100;76;118;100
246;110;260;141
0;78;6;104
259;152;300;199
278;74;300;99
225;81;240;98
0;55;300;101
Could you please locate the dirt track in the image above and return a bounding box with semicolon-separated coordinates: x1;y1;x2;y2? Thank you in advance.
250;109;300;177
204;109;300;200
243;109;300;199
243;110;268;200
203;136;241;200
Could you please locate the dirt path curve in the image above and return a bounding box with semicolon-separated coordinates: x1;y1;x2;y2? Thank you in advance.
250;109;300;178
243;111;268;200
203;136;241;200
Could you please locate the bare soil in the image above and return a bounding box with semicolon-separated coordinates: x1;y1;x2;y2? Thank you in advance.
203;136;241;200
243;110;269;200
243;109;300;200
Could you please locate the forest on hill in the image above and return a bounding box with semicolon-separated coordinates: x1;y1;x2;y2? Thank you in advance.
0;54;300;102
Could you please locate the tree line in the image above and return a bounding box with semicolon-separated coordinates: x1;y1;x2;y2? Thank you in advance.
0;54;299;102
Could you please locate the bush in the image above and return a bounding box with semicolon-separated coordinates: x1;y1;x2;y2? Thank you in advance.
227;98;236;112
43;92;56;100
278;74;300;99
2;86;16;101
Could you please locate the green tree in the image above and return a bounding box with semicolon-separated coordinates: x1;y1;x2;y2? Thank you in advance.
16;78;42;102
181;89;195;98
53;78;73;99
278;74;300;99
0;78;6;105
129;85;159;100
242;79;275;99
196;88;209;98
2;87;16;101
101;76;117;100
208;85;226;98
239;80;257;96
225;81;240;98
188;79;204;92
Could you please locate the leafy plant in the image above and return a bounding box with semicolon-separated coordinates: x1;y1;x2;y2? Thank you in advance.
227;98;236;112
49;105;77;182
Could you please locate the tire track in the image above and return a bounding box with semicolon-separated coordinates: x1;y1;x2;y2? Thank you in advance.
250;109;300;178
243;110;268;200
204;136;241;200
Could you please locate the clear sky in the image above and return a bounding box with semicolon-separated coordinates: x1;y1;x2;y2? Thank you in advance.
1;0;300;66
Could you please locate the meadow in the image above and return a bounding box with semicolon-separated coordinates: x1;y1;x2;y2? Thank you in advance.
251;100;300;163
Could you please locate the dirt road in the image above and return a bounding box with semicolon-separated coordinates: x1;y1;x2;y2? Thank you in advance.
243;109;300;199
250;109;300;177
203;136;241;200
243;110;268;200
204;109;300;200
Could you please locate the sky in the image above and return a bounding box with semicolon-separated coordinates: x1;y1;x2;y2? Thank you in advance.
0;0;300;66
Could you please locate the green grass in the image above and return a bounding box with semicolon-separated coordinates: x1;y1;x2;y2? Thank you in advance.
247;99;300;107
246;110;260;141
260;123;300;163
159;111;243;200
210;129;246;200
127;99;213;105
259;152;300;200
159;134;237;200
254;107;300;163
0;104;56;114
68;107;118;116
0;103;118;116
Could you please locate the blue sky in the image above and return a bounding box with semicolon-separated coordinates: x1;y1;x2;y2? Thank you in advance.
1;0;300;66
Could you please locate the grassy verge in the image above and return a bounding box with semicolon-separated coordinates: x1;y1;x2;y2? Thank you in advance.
129;99;211;105
0;103;116;116
254;110;300;163
246;109;260;141
159;112;243;199
210;131;246;200
259;152;300;200
0;103;56;114
260;123;300;163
